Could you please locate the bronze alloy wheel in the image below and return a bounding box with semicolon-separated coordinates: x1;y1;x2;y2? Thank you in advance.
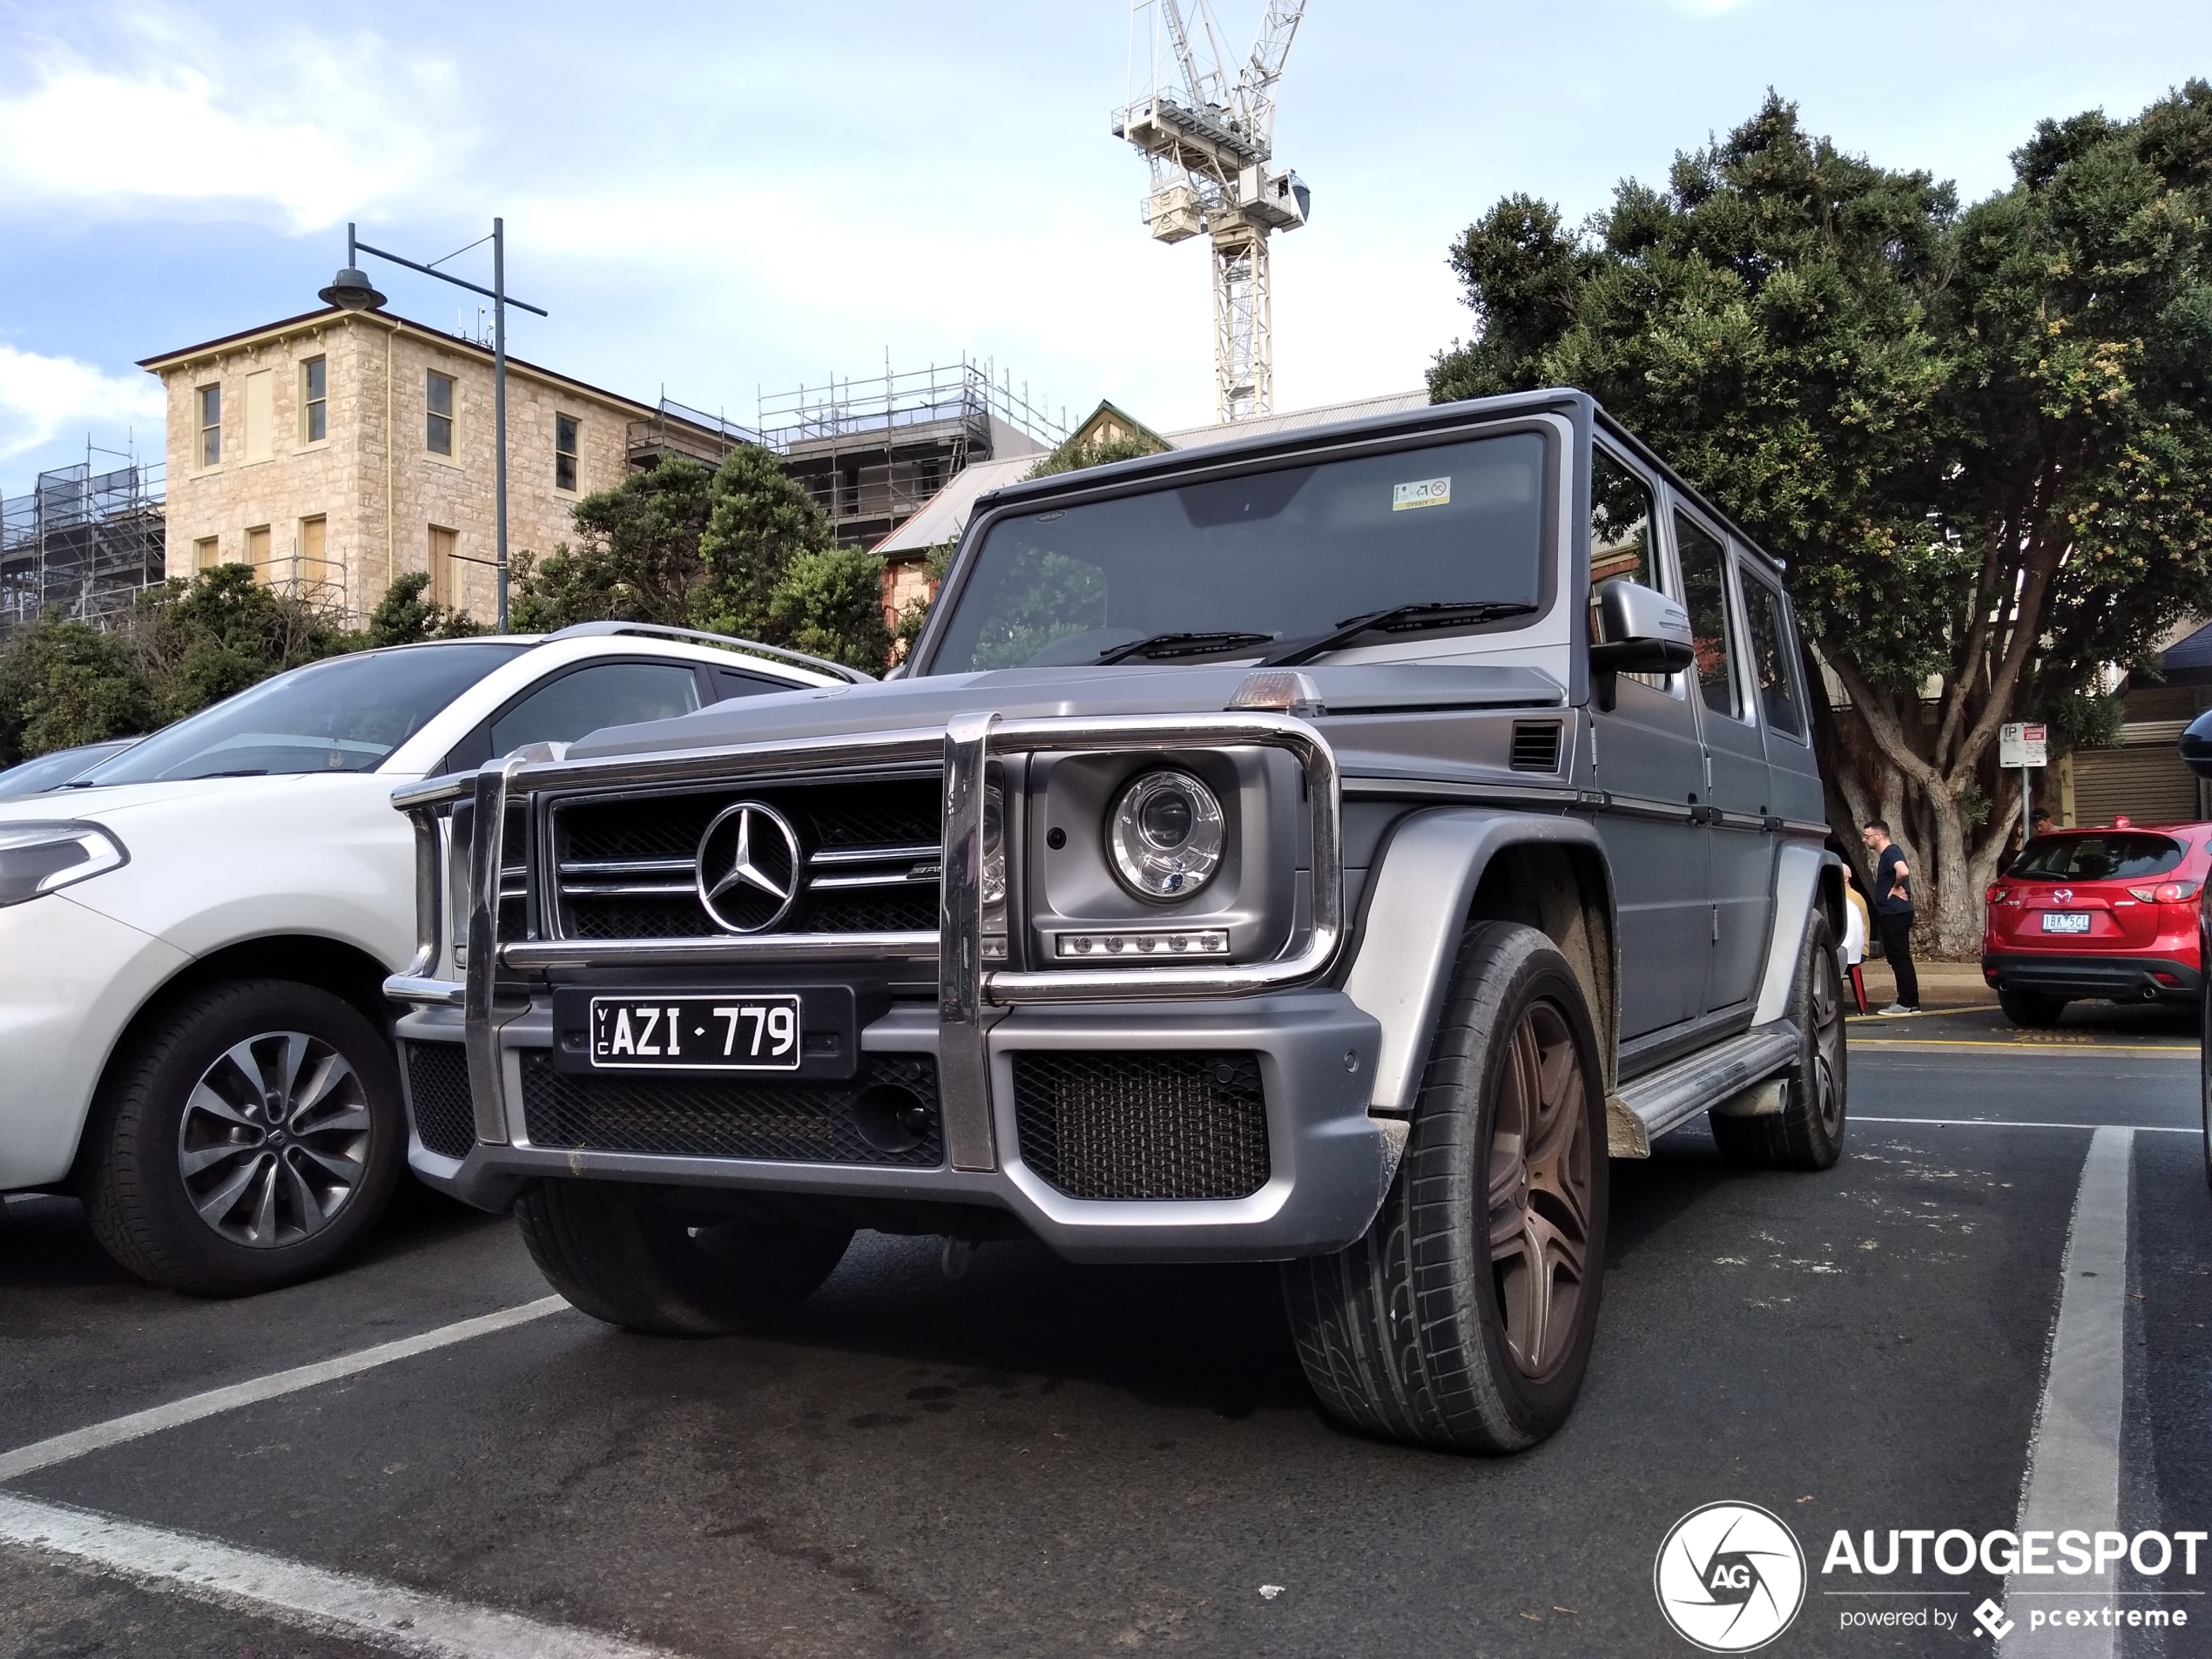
1808;935;1846;1138
176;1031;373;1249
1280;921;1609;1453
1487;1001;1595;1379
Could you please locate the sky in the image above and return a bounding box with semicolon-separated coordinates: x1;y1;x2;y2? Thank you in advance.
2;0;2209;497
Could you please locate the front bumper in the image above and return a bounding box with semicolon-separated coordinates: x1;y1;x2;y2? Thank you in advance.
395;990;1393;1263
1982;951;2202;1001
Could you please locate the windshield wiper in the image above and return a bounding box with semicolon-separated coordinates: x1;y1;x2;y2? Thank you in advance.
1258;601;1538;668
1093;631;1276;664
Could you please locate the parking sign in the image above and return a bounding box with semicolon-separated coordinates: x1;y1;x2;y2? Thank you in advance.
2000;723;2048;768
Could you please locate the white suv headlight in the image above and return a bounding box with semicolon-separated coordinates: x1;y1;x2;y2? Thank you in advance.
0;821;129;907
1107;770;1224;901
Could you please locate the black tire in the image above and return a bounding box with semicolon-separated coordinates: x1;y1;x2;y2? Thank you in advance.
2000;988;2067;1028
1711;912;1850;1170
515;1179;853;1337
1280;921;1608;1453
82;980;404;1296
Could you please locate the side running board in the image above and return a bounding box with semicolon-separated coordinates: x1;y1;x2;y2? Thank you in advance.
1606;1022;1802;1157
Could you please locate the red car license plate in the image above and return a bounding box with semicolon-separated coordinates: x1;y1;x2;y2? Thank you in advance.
2040;912;2091;934
588;994;802;1071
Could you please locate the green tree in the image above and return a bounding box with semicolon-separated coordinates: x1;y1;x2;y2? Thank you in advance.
364;570;488;646
128;563;354;725
509;455;716;631
0;615;154;764
691;444;845;638
1026;430;1169;479
1431;84;2212;954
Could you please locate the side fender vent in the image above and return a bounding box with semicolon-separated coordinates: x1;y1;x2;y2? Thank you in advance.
1510;720;1562;773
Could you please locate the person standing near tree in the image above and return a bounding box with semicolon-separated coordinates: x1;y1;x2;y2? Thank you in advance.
1862;820;1919;1015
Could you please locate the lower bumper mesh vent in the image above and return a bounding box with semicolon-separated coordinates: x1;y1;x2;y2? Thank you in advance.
519;1052;942;1168
1011;1052;1271;1201
404;1042;477;1160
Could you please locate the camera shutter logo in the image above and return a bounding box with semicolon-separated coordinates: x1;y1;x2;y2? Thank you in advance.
1653;1502;1806;1652
696;801;801;934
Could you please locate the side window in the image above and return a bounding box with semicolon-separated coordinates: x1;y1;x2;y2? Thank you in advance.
1588;448;1660;641
713;667;794;700
489;662;702;756
1673;509;1746;722
1742;577;1806;739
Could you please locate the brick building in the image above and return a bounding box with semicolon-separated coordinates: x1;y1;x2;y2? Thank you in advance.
140;309;723;624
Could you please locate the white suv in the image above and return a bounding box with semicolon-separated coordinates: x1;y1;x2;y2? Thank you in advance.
0;623;849;1294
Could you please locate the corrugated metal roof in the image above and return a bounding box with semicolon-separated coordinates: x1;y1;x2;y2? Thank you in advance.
873;388;1429;557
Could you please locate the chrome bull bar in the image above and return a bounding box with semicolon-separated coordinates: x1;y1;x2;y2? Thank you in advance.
385;709;1343;1171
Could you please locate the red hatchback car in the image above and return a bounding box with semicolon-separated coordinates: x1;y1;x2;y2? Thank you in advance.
1984;823;2210;1025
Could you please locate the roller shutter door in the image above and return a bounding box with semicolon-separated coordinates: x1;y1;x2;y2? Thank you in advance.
2071;745;2203;826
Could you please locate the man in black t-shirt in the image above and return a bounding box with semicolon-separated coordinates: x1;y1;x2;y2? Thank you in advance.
1861;819;1919;1014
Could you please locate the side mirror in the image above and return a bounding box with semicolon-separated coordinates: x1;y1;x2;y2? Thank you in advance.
2181;709;2212;779
1588;580;1695;709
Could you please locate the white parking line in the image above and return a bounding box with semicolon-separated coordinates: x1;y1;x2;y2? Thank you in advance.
1854;1116;2191;1133
2003;1126;2134;1657
0;1491;685;1659
0;1296;566;1483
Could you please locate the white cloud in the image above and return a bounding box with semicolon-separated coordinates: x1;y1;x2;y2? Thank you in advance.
0;346;165;465
0;21;463;232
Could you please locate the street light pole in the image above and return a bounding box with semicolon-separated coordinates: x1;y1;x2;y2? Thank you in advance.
320;220;546;633
492;219;509;631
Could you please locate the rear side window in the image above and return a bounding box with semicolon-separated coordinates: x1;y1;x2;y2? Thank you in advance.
1742;578;1805;739
1673;510;1745;722
714;667;796;699
2011;833;2183;880
489;662;701;756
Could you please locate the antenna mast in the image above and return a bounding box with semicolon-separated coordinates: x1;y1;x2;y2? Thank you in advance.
1113;0;1310;422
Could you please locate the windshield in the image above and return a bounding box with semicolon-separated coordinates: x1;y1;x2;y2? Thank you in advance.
0;741;134;799
927;432;1549;672
78;643;530;785
2011;833;2186;881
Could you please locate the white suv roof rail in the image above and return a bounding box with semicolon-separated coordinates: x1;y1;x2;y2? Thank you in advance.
544;621;875;684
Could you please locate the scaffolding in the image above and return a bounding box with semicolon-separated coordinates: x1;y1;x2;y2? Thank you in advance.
0;449;166;636
755;357;1066;547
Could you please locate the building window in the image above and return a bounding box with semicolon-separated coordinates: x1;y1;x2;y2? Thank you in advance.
192;536;219;572
426;371;455;456
555;414;579;492
301;357;327;443
243;368;273;462
300;516;329;584
429;525;458;608
198;384;220;467
246;524;271;577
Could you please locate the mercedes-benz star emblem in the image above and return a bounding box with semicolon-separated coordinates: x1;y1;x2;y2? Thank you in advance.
697;801;801;934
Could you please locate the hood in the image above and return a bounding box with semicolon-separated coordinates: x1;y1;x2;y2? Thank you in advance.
0;772;364;826
567;662;1566;760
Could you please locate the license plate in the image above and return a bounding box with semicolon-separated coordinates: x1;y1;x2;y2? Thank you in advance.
588;995;802;1071
2040;912;2091;934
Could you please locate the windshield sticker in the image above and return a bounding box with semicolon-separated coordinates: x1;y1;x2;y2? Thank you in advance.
1393;476;1450;511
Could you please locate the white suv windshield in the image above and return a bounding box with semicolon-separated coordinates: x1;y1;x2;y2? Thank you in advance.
927;431;1549;672
78;643;531;785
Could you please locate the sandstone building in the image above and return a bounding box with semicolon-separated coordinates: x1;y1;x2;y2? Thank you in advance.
141;309;726;624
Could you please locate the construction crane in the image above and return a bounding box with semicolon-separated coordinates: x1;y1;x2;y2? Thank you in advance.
1112;0;1310;423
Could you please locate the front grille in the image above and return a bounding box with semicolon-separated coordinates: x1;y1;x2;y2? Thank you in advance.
404;1042;476;1159
519;1051;943;1167
1510;720;1562;772
550;775;941;940
1011;1052;1271;1201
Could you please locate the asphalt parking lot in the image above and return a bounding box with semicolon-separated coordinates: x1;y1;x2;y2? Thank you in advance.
3;1004;2208;1658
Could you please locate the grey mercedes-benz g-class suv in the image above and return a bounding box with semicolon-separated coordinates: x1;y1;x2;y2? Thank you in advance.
387;388;1850;1453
